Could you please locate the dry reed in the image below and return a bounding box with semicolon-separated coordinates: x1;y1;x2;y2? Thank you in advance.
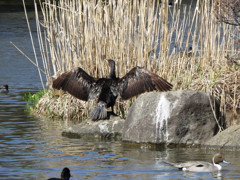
23;0;239;124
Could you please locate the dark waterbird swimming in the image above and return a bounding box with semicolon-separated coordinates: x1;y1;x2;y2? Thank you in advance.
0;84;9;94
48;167;71;180
53;59;172;121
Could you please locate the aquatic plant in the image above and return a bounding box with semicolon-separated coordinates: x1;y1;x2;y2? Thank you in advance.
23;90;46;110
20;0;239;124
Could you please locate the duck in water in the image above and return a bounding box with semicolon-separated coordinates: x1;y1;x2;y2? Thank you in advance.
53;59;172;121
0;84;9;94
171;153;229;172
48;167;71;180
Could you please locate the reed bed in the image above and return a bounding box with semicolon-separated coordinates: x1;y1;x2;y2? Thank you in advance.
27;0;239;124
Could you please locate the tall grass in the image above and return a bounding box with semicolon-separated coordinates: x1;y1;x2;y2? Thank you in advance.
25;0;239;123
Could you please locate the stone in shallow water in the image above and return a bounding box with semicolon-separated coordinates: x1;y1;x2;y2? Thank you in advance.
62;116;125;140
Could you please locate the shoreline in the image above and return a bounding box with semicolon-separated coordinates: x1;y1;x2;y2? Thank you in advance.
30;89;240;151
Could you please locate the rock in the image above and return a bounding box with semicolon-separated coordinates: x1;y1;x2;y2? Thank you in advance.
62;116;125;140
203;125;240;150
122;90;225;145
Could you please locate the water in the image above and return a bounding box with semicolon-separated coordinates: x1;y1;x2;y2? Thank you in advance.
0;3;240;180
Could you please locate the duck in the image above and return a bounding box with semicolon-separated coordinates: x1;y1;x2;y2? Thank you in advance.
172;153;229;172
48;167;71;180
179;46;193;57
52;59;172;121
168;2;173;7
0;84;9;94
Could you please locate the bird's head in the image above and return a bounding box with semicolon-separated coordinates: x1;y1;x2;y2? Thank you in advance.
2;84;8;90
61;167;71;179
107;59;115;66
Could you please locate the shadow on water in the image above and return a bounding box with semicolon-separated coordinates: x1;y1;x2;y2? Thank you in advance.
0;2;240;180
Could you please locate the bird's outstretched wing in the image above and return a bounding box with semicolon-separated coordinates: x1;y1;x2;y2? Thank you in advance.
118;67;172;100
52;67;97;101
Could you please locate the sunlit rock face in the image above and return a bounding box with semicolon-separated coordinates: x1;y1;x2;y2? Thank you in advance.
122;91;225;145
204;125;240;150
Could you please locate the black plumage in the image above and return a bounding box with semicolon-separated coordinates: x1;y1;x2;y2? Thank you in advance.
48;167;71;180
53;59;172;121
0;84;9;94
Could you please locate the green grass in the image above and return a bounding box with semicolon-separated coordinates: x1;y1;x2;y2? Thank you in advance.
23;90;46;110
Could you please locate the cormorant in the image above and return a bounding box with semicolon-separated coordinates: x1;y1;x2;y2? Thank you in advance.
48;167;71;180
53;59;172;121
0;84;9;94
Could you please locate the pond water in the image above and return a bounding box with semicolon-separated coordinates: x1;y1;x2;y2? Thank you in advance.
0;3;240;180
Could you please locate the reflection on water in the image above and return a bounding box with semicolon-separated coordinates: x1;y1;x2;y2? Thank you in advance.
0;3;240;180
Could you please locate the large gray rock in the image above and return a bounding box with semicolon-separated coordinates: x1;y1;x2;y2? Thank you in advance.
203;125;240;150
122;90;225;145
62;116;124;140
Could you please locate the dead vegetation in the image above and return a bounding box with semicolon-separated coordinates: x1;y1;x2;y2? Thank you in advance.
23;0;239;124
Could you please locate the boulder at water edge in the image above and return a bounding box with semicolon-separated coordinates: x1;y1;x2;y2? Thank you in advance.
122;90;225;145
62;116;124;140
203;125;240;150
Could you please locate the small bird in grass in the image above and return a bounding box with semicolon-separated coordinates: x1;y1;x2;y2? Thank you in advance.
171;153;229;172
179;46;193;57
53;59;172;121
0;84;9;94
48;167;71;180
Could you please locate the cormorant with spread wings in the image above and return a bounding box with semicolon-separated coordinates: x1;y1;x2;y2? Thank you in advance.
53;59;172;121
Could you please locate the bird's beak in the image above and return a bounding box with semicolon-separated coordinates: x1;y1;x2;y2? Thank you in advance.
223;160;230;164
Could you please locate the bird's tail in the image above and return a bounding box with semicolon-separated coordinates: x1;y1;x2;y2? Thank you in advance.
90;102;107;121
